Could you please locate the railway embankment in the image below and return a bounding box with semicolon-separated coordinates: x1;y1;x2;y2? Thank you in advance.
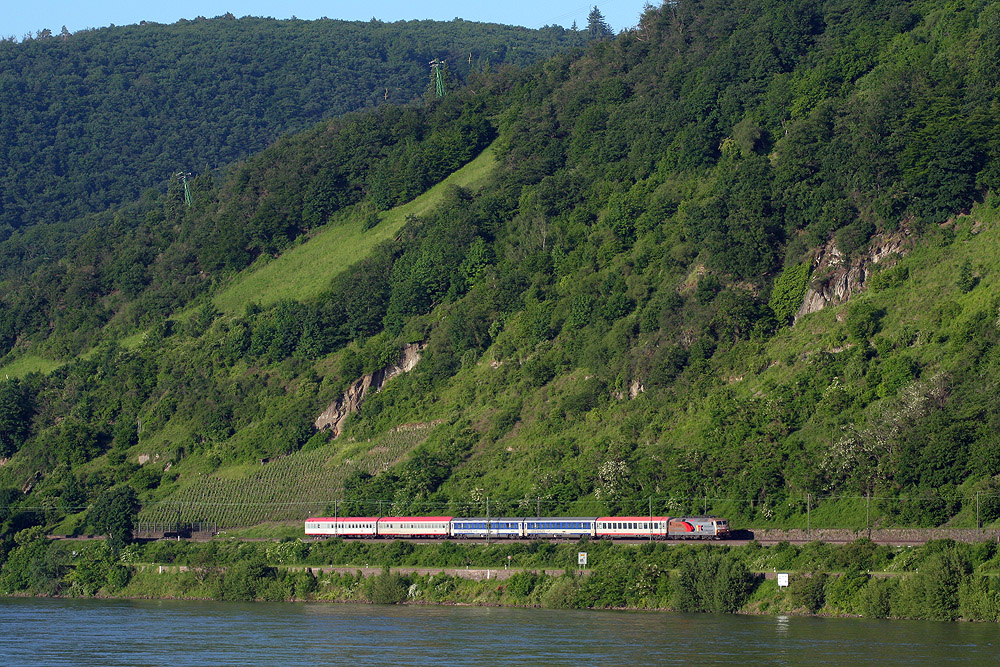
748;528;1000;544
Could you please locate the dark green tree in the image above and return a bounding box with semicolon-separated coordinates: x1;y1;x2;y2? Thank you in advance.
587;7;613;40
87;487;140;555
0;378;31;457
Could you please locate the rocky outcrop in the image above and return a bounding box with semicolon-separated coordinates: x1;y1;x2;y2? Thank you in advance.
314;342;426;438
795;227;911;322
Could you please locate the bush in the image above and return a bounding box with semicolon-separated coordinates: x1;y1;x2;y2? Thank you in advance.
845;301;885;342
677;549;753;613
506;571;540;600
825;568;868;613
540;575;580;609
788;573;827;612
858;577;895;619
769;263;810;325
959;576;1000;621
214;558;276;601
365;567;409;604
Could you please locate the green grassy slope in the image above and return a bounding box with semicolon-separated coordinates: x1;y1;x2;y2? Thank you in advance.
212;143;497;314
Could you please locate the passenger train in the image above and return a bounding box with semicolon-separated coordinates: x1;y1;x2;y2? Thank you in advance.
304;515;730;540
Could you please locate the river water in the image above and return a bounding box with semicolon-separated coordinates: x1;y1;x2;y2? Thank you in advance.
1;598;996;665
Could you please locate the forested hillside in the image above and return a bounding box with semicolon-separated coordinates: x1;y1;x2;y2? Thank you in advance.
0;15;584;234
3;0;1000;544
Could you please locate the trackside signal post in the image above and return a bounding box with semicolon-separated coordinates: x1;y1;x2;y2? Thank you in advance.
578;551;587;573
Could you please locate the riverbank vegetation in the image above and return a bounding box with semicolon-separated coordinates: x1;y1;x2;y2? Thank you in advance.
4;534;1000;622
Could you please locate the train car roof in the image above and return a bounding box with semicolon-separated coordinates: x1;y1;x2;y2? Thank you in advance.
596;516;673;522
451;517;527;522
306;517;380;522
377;516;453;522
523;517;598;521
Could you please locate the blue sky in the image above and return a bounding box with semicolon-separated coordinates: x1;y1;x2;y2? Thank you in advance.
5;1;648;41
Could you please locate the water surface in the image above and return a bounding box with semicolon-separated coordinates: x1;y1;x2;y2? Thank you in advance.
1;598;995;665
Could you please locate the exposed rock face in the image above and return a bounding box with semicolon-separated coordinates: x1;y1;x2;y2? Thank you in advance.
629;380;644;399
795;228;911;322
315;342;426;438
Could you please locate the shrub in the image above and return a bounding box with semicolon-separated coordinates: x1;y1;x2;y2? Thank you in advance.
769;263;810;325
677;549;754;613
858;577;895;619
540;575;580;609
214;558;276;601
506;571;540;600
365;567;409;604
788;573;827;613
825;568;868;613
845;300;885;342
959;576;1000;621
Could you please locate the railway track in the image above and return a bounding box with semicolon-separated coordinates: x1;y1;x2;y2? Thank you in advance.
52;531;993;548
300;536;931;547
